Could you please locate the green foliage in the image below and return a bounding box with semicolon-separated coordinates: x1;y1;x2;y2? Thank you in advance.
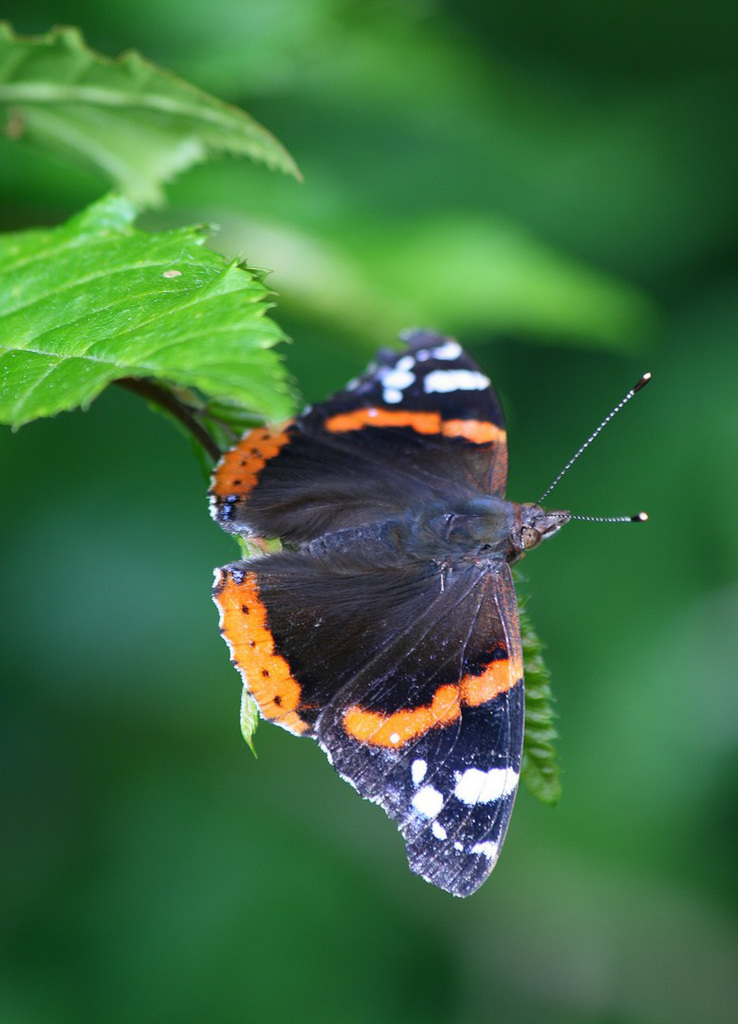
239;685;260;756
364;215;656;352
0;24;300;441
519;602;562;806
0;23;299;207
0;194;294;430
199;210;657;359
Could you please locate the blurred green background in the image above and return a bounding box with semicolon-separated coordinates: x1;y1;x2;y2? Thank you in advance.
2;2;737;1022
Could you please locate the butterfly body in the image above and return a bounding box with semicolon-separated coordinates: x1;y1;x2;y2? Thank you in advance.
210;330;568;896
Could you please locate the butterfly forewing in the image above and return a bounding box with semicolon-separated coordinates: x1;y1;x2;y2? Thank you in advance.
209;330;509;543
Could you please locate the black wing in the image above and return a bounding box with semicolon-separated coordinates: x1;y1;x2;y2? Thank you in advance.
213;548;524;897
209;330;509;544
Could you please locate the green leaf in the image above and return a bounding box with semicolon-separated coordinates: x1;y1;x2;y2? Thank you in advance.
519;601;562;806
370;216;657;353
239;685;260;757
213;214;657;358
0;194;295;429
0;23;300;207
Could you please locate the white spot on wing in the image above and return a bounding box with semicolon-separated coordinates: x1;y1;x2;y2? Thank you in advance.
411;759;427;786
470;840;499;860
454;767;519;805
424;369;490;394
389;732;401;745
412;785;444;818
430;339;462;360
431;821;448;840
378;363;416;404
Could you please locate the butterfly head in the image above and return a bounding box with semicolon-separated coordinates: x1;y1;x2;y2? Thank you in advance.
516;503;571;556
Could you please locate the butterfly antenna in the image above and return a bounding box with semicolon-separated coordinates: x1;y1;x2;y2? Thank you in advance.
570;511;649;523
537;373;651;508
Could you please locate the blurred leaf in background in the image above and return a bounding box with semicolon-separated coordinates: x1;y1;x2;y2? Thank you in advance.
1;2;738;1024
0;22;299;206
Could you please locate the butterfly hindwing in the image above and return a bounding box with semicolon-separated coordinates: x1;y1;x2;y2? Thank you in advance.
315;561;524;897
213;543;524;897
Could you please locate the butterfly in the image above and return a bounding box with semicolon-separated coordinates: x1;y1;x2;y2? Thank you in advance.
209;330;571;896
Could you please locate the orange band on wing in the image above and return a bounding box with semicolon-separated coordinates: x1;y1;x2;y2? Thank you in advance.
214;569;310;736
460;650;523;707
324;408;504;445
342;653;522;748
343;684;460;747
210;422;293;499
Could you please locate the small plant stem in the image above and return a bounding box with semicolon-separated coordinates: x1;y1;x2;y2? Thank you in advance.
115;377;222;462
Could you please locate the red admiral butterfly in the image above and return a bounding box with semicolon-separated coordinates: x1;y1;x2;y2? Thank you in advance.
209;330;646;897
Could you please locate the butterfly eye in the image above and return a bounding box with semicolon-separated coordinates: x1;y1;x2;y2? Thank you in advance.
521;526;541;550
